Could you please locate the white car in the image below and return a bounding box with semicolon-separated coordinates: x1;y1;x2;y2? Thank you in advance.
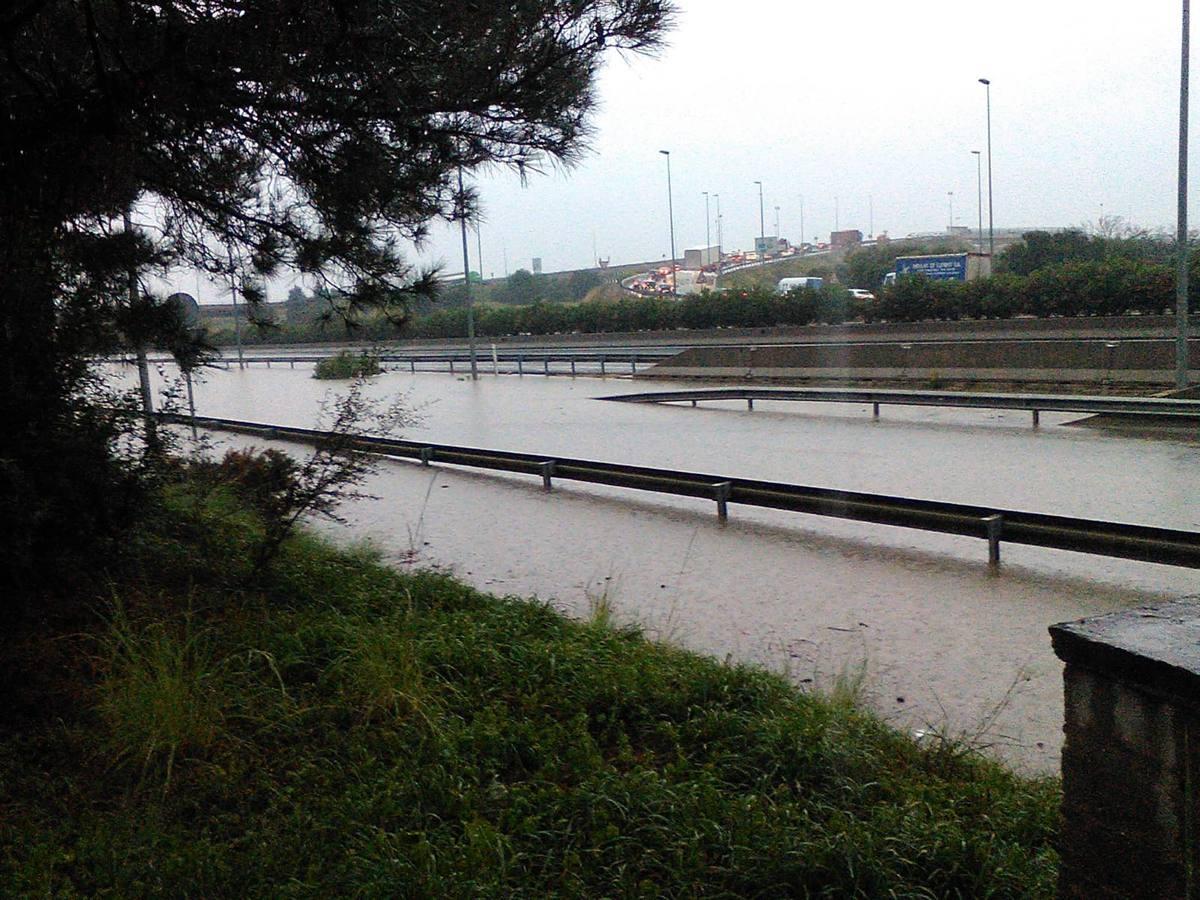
848;288;876;301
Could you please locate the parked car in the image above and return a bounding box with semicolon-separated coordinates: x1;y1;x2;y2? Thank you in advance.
848;288;876;301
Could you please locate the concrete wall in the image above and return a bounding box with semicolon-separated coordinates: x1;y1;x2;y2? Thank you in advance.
1051;600;1200;898
651;339;1200;387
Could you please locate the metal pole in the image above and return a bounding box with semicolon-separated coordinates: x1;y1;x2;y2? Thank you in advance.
457;166;478;380
799;196;805;250
123;207;155;424
754;180;764;254
973;150;984;253
948;191;954;230
714;194;722;270
869;195;873;237
660;150;677;296
703;191;711;262
1178;0;1192;389
226;245;244;370
774;205;780;236
980;78;995;258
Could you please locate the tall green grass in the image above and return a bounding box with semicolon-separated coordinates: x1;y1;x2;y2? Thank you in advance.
0;481;1060;897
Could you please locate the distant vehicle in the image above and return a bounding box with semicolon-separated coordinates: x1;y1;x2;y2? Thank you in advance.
848;288;876;301
775;276;824;294
882;272;897;286
893;252;992;282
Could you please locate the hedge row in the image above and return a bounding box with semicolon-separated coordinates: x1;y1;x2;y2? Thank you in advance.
209;256;1195;347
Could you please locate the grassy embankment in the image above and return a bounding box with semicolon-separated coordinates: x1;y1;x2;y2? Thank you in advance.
1;468;1060;896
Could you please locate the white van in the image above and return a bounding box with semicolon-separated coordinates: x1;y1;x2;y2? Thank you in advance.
775;276;823;294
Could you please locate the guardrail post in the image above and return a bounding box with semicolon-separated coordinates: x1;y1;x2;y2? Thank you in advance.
747;398;754;410
420;447;434;466
492;344;499;376
713;481;732;521
691;399;697;407
984;514;1003;566
540;460;555;491
570;359;576;377
290;360;295;369
543;357;550;375
873;402;880;419
449;358;455;373
266;360;271;368
518;355;524;376
410;359;416;373
631;355;637;374
600;356;606;376
1032;409;1040;428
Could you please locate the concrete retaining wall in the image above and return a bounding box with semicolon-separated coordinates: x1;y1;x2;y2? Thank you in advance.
650;339;1200;387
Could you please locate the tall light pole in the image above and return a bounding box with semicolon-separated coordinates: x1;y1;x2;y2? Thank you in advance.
714;193;723;270
1177;0;1191;389
972;150;984;253
834;195;840;232
799;196;805;250
754;180;765;255
702;191;711;260
660;150;677;295
947;191;954;230
456;165;478;380
774;204;780;237
979;77;995;258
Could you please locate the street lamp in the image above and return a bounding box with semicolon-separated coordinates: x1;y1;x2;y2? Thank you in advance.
456;165;478;379
714;193;723;270
660;150;677;296
947;191;954;230
702;191;711;263
774;205;780;237
971;150;984;253
979;77;995;258
754;180;765;256
799;196;805;251
1177;0;1191;388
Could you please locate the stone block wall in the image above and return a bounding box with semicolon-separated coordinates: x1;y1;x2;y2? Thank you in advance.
1051;599;1200;899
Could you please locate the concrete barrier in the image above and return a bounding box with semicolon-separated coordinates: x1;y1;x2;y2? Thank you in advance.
649;339;1200;388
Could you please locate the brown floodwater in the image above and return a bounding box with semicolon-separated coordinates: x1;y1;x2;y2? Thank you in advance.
124;363;1200;772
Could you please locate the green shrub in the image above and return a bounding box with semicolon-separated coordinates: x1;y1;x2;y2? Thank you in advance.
313;351;381;379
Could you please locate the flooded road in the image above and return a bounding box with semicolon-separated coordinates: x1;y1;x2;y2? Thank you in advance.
130;363;1200;772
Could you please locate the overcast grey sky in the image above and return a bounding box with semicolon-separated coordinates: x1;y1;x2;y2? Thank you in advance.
175;1;1190;301
411;0;1188;278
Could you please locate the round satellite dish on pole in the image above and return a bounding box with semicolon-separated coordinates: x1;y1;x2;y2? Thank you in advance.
166;292;200;326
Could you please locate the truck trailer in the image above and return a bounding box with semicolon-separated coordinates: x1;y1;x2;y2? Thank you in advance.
886;252;991;284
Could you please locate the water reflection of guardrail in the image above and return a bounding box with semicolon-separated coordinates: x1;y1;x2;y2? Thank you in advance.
600;386;1200;426
161;412;1200;569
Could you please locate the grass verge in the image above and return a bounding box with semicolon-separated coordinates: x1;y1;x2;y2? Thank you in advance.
1;486;1060;897
313;351;382;380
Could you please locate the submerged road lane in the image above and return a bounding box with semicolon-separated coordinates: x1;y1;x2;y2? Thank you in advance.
121;365;1200;772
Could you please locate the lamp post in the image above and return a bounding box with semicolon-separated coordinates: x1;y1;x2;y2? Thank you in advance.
754;180;765;257
660;150;677;295
947;191;954;230
979;77;995;258
456;165;478;379
972;150;984;253
702;191;711;263
714;193;722;270
774;205;780;237
1177;0;1191;389
799;196;805;252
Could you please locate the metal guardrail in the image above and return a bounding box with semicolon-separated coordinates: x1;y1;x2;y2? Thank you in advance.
140;348;674;376
161;412;1200;569
600;387;1200;424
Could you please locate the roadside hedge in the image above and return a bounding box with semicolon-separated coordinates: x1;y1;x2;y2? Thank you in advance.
208;256;1197;347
